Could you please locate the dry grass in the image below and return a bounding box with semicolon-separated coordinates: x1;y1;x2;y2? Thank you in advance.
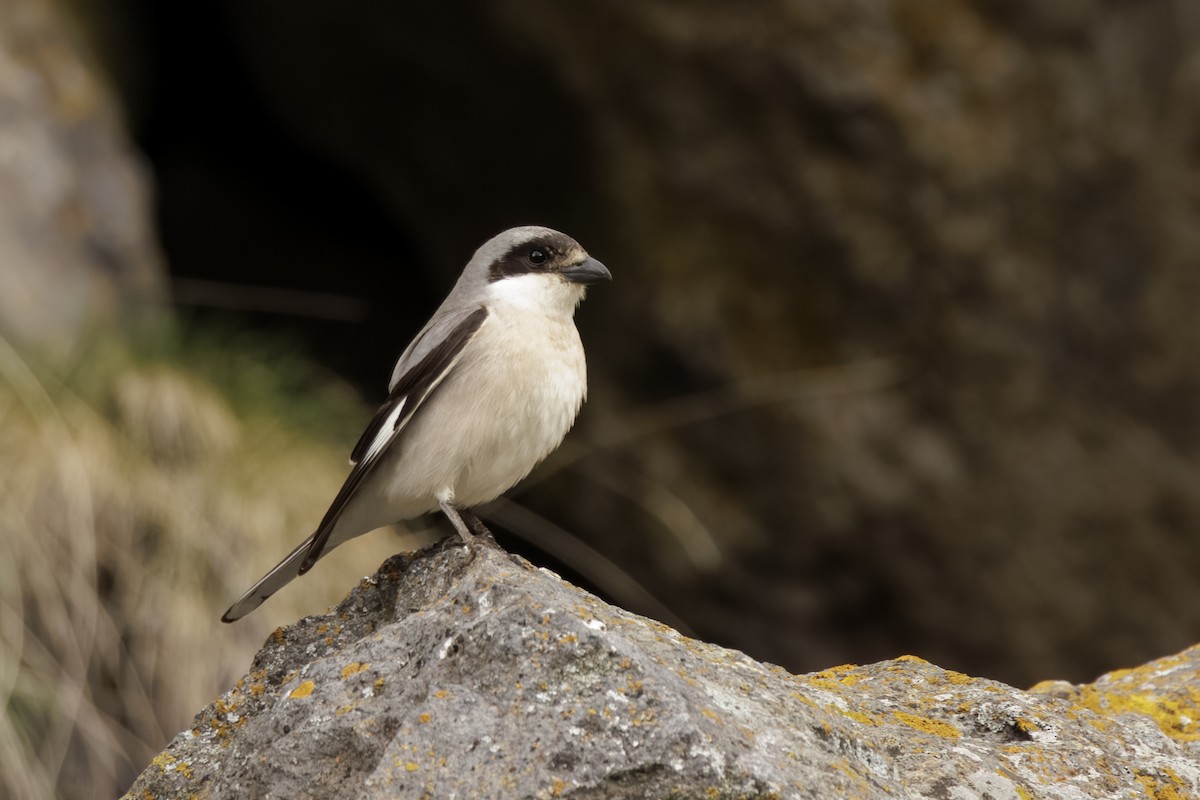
0;326;425;800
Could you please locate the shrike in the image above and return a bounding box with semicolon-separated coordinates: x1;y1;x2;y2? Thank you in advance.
222;226;610;622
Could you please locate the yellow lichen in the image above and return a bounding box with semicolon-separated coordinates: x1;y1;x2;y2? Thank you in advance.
151;753;176;772
838;709;878;726
809;665;848;678
341;662;370;679
892;711;962;739
288;680;315;699
1027;679;1066;694
944;670;976;686
1013;717;1039;734
1074;687;1200;742
830;758;874;792
1048;648;1200;743
1135;771;1190;800
895;655;930;665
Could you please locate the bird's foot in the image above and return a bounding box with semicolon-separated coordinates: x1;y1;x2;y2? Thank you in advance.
459;508;495;541
439;502;494;555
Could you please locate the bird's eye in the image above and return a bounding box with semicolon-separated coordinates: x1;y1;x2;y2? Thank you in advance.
528;249;547;265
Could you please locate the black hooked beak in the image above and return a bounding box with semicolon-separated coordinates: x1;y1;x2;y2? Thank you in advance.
560;256;612;285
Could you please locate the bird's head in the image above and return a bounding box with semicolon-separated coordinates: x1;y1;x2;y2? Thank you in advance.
473;226;611;314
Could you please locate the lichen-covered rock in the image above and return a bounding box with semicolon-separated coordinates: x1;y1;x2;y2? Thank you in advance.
122;541;1200;799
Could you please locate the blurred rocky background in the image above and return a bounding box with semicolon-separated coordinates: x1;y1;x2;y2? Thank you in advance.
4;0;1200;798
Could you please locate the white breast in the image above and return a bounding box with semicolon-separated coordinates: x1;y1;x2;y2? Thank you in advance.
352;273;589;525
448;276;588;505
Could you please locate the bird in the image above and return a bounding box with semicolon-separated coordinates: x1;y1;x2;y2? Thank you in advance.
221;226;611;622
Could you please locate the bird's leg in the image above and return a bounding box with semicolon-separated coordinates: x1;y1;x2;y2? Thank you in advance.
439;500;478;547
458;507;494;540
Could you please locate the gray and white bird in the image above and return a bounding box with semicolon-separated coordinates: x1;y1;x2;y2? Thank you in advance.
221;226;610;622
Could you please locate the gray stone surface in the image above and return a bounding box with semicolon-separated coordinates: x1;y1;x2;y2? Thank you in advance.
124;540;1200;799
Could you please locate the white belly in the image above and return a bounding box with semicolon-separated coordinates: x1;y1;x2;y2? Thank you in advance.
337;305;587;538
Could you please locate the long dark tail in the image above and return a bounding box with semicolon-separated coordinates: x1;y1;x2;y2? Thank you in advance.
221;532;317;622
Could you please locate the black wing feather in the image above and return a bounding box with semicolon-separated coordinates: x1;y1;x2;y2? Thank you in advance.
298;306;488;573
350;387;408;467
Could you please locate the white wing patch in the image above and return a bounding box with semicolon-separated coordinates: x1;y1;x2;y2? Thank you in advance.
354;397;407;465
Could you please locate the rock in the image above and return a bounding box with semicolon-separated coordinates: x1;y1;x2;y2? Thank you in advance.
122;540;1200;799
0;0;164;352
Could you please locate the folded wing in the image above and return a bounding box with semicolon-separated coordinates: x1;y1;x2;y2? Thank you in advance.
219;305;489;622
299;305;489;572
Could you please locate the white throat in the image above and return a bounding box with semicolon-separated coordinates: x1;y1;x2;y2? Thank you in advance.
486;273;584;317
